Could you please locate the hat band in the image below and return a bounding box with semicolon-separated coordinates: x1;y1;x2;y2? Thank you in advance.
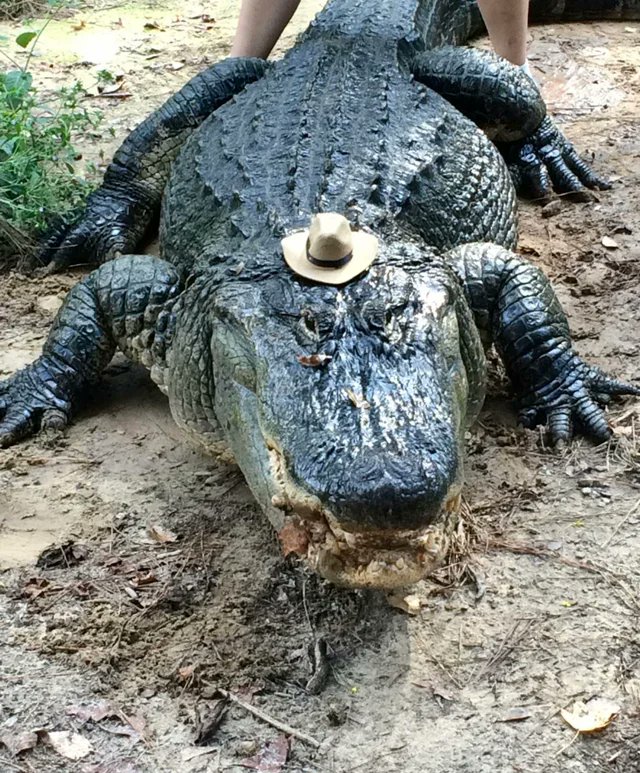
306;240;353;269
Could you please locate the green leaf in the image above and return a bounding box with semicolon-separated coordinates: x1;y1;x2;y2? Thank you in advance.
0;137;17;158
4;70;33;93
16;32;37;49
2;70;33;109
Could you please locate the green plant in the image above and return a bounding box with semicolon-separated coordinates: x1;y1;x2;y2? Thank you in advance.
0;4;102;236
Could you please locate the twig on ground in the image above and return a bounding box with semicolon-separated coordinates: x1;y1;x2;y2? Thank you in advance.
0;757;30;772
601;497;640;548
487;538;600;573
489;538;640;613
214;688;321;749
554;729;580;757
91;92;133;99
473;617;539;683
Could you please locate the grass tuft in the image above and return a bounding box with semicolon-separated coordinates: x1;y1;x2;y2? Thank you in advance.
0;6;103;265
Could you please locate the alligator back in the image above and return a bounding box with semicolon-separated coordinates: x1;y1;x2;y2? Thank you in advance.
161;5;516;274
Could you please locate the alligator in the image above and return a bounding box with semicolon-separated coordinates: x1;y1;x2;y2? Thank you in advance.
1;0;639;589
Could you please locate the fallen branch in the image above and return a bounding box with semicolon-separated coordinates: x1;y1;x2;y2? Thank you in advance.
92;92;133;99
214;688;321;749
487;538;600;573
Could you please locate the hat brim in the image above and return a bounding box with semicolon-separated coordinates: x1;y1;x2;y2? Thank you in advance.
281;230;378;285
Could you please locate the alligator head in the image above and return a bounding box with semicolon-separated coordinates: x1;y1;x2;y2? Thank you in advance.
209;252;485;589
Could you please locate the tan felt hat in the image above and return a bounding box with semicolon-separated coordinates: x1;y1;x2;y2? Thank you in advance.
281;213;378;285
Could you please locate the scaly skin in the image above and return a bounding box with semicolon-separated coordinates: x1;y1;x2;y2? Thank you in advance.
3;0;640;588
33;58;268;272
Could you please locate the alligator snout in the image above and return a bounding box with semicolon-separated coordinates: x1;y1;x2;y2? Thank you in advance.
315;450;457;530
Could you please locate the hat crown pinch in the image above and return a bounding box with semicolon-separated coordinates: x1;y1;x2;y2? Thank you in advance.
307;213;353;263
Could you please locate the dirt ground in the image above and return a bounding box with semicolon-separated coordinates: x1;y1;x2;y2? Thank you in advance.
1;3;640;772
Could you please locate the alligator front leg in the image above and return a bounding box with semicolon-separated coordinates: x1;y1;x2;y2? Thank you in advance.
0;256;182;446
447;242;639;443
412;47;609;199
35;58;267;273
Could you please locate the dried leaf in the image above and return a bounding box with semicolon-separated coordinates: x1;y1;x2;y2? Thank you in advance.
36;541;87;568
432;686;456;702
297;353;332;368
98;81;124;95
243;735;289;773
22;577;55;599
306;637;330;695
66;700;119;723
178;664;196;682
190;13;216;23
560;698;620;732
278;520;309;557
194;698;228;745
123;714;146;737
130;571;158;587
601;235;619;249
345;388;370;409
0;729;38;756
410;682;456;701
146;523;178;543
40;730;93;760
387;592;421;615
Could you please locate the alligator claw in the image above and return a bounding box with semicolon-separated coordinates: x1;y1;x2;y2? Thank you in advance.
0;365;72;447
32;190;143;273
498;117;610;202
517;358;639;445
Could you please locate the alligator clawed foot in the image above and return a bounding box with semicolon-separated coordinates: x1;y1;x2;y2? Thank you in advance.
517;359;640;445
0;365;72;448
499;116;610;202
32;192;143;273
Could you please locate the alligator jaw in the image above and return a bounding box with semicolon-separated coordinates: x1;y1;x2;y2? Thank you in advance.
268;444;461;589
307;497;460;589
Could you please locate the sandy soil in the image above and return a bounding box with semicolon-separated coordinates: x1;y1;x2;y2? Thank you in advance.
1;3;640;772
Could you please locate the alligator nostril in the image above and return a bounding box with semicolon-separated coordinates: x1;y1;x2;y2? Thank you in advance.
301;311;318;338
324;453;452;529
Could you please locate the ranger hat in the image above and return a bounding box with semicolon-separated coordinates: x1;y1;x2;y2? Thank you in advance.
281;212;378;285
